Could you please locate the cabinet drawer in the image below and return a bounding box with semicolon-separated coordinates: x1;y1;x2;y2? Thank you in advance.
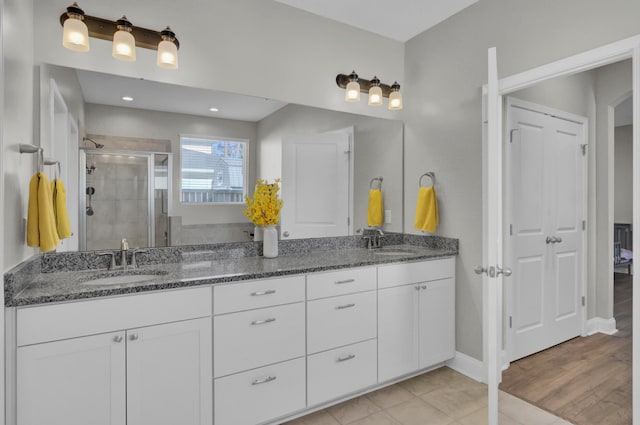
307;291;377;354
378;258;455;289
307;339;377;407
17;287;212;346
214;302;305;377
307;267;376;300
214;275;305;314
214;357;306;425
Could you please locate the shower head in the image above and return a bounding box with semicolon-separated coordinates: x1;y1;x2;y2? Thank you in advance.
83;137;105;149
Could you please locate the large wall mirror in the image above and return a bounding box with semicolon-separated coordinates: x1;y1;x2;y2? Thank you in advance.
39;64;404;252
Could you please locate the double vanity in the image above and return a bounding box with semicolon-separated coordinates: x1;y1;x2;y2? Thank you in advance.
5;234;457;425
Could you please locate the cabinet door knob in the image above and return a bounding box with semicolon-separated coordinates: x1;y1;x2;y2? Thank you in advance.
129;334;139;341
113;335;123;343
415;285;421;291
421;285;427;290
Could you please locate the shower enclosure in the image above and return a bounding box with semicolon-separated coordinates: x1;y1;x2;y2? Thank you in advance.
79;150;172;251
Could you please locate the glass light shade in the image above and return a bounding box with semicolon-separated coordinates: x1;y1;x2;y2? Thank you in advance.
368;85;383;106
62;17;90;52
345;80;360;102
157;39;179;69
388;91;403;110
112;29;136;61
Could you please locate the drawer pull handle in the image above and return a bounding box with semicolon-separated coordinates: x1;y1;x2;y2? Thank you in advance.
251;289;276;296
335;278;355;285
337;354;356;362
251;318;277;325
336;303;356;310
252;376;277;385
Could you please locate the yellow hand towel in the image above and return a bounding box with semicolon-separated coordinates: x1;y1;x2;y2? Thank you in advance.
52;179;72;239
414;186;439;233
26;172;60;252
367;189;384;227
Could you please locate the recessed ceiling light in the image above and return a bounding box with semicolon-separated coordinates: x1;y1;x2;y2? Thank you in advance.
209;107;219;112
121;96;134;102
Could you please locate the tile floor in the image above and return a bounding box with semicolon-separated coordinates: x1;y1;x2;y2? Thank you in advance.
285;367;574;425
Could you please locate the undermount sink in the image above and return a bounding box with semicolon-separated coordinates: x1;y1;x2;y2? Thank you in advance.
81;270;169;286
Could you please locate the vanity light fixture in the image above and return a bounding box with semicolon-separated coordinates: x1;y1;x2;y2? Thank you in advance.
61;3;90;52
112;16;136;61
344;71;360;102
388;82;403;110
121;96;134;102
368;76;383;106
209;107;219;112
336;72;403;110
60;3;180;69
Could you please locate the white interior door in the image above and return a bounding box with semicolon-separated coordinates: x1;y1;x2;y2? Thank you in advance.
506;99;586;361
280;132;351;239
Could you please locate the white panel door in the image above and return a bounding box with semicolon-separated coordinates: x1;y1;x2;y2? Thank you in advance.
17;331;126;425
281;132;350;239
507;99;586;361
126;318;212;425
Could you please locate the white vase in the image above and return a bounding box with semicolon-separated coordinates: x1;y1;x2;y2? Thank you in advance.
253;226;263;241
263;225;278;258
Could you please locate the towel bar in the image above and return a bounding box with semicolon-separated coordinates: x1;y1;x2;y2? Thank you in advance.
419;172;435;187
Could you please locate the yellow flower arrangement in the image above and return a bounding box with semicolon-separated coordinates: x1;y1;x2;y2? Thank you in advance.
243;178;284;226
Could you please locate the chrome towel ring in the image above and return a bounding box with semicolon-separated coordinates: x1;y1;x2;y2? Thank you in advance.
419;172;435;188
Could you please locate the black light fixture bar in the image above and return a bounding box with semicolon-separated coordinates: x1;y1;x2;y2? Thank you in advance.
59;13;180;51
336;73;393;98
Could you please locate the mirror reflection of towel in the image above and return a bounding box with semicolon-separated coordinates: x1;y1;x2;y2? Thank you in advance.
27;172;60;252
52;179;72;239
414;186;439;233
367;189;384;227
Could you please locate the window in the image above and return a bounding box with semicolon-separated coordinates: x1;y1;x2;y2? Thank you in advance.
180;136;248;204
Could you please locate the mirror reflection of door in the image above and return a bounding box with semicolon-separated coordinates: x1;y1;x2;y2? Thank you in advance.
280;130;352;239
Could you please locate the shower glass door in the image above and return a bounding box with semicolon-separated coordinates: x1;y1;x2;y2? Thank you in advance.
80;150;174;251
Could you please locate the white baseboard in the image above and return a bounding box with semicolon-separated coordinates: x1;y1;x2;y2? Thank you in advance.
446;351;486;383
586;317;618;335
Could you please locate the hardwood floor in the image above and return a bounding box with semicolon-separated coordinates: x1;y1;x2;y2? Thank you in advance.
500;273;632;425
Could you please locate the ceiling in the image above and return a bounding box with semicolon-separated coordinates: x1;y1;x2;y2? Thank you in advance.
274;0;478;42
76;69;287;122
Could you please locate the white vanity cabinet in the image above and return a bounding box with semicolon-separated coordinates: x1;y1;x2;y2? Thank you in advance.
377;258;456;382
306;267;378;406
15;287;212;425
213;275;306;425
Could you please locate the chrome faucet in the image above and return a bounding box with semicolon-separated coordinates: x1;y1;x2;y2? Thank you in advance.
363;228;385;249
120;238;129;270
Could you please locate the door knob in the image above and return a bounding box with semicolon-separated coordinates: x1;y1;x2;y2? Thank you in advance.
496;266;512;277
474;265;487;275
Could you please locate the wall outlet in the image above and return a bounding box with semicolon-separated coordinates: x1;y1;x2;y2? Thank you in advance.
385;210;392;224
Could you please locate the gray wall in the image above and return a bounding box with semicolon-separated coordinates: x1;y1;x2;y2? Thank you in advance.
257;104;404;234
403;0;640;360
615;125;633;224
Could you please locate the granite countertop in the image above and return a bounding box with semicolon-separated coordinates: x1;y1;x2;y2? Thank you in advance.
7;244;456;307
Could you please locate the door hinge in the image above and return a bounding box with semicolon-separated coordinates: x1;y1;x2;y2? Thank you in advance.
582;220;586;231
509;316;513;329
582;296;586;307
580;144;587;156
510;224;513;236
347;217;350;226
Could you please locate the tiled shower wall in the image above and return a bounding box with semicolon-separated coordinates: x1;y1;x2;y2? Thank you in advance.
86;155;148;250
